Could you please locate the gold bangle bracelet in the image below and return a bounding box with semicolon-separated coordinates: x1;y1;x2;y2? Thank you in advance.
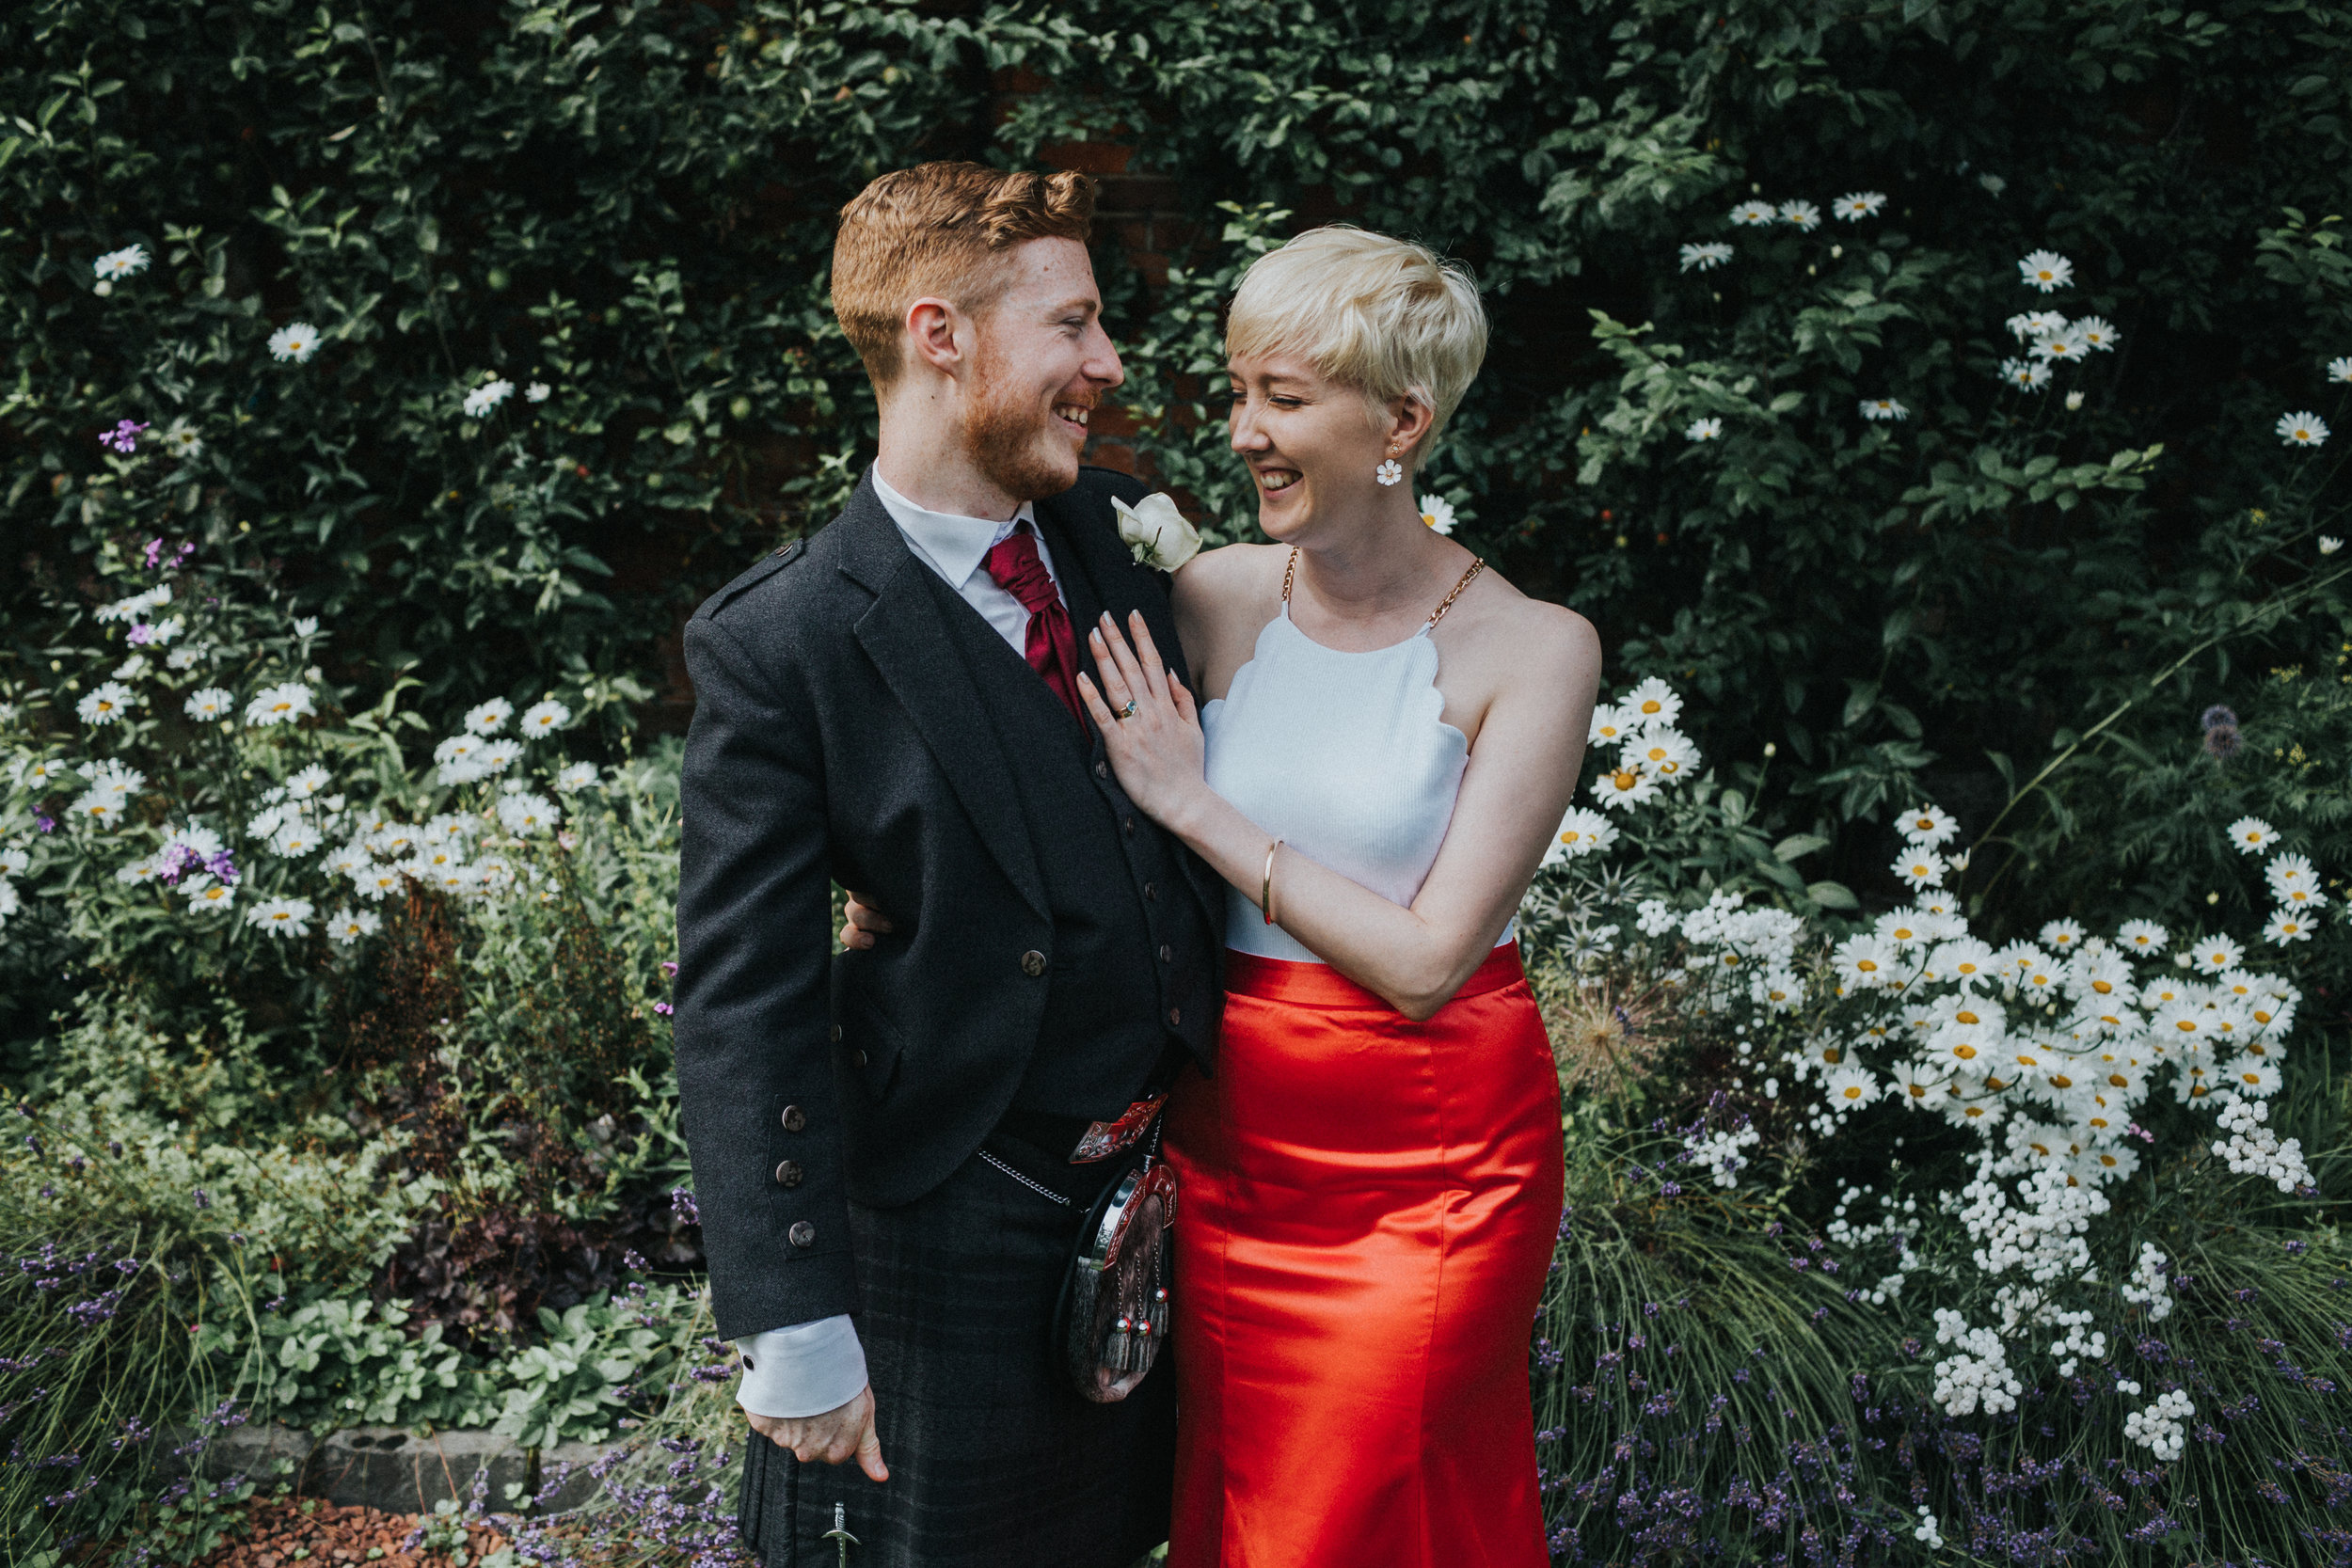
1261;837;1283;927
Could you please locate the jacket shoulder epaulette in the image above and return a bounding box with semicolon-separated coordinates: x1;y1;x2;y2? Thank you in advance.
702;539;807;619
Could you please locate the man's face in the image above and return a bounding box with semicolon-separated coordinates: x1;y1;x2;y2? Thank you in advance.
961;237;1124;500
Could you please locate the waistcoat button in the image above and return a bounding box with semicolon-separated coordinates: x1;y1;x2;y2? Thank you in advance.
781;1105;807;1132
1159;944;1172;963
1168;1006;1183;1028
1020;950;1047;977
1122;816;1135;835
1094;760;1108;779
829;1023;842;1042
788;1221;817;1247
775;1160;803;1188
853;1049;869;1069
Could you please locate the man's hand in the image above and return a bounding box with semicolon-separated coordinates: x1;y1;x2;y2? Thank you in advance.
839;891;894;951
747;1385;888;1482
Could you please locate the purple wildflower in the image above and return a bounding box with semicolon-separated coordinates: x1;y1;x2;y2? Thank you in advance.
653;1001;674;1016
202;849;239;884
100;420;149;453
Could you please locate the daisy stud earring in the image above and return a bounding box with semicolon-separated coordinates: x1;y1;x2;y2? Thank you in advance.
1375;445;1404;486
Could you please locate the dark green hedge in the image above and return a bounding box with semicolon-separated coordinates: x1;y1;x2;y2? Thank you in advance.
7;0;2351;937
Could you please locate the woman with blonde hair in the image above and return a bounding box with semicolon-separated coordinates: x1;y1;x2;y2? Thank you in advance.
1075;225;1600;1565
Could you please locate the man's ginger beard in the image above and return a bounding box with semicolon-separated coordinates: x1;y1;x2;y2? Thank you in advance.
960;321;1089;503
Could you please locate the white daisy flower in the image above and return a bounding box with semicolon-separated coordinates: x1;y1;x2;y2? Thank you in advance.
1542;807;1619;866
2018;249;2074;292
1833;934;1899;990
245;683;316;727
554;761;600;794
1685;417;1724;442
519;698;572;736
184;688;235;721
1729;200;1778;226
2226;816;2278;854
2265;852;2316;897
324;841;370;879
112;654;151;683
284;764;332;800
2006;310;2068;342
1620;727;1701;783
2190;932;2244;974
2277;411;2330;448
94;245;151;280
1932;938;1999;989
245;896;315;938
1898;803;1959;847
1877;910;1931;949
464;698;514;736
2039;918;2085;951
270;817;324;858
267;322;322;363
1892;847;1947;891
2066;390;2086;411
326;907;383;945
1859;398;1909;421
1592;764;1660;811
1620;678;1681;727
462;378;516;419
160;420;204;460
1823;1064;1879;1109
2032;325;2091;363
1888;1060;1947;1109
75;681;138;727
1678;242;1734;273
1;847;29;877
167;646;203;670
1418;495;1456;535
2328;356;2352;385
496;791;561;837
2000;358;2052;391
184;877;235;913
2324;536;2344;556
2225;1059;2283;1099
1926;1018;2002;1071
476;738;525;775
525;381;552;402
1941;1092;2007;1132
22;756;79;789
115;857;159;886
1833;192;1886;221
351;863;405;902
1778;199;1822;230
2074;317;2121;352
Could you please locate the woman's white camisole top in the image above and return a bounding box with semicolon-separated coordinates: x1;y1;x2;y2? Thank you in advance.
1201;566;1510;963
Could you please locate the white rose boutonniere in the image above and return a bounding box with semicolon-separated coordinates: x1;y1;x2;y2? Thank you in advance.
1113;491;1201;573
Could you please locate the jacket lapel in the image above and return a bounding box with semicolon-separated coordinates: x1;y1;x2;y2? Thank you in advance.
839;477;1051;922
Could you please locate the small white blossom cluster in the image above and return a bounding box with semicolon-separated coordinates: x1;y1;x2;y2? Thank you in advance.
2120;1243;2174;1323
2122;1388;2195;1461
2042;1307;2108;1379
1680;1121;1761;1189
2210;1094;2312;1192
2222;816;2328;946
1931;1308;2022;1417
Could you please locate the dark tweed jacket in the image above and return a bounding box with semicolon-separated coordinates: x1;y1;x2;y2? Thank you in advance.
672;466;1223;1341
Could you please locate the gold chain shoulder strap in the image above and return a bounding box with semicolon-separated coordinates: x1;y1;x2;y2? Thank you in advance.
1424;556;1486;631
1280;546;1299;604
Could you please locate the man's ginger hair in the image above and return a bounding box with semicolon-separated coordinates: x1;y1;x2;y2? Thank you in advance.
832;162;1097;391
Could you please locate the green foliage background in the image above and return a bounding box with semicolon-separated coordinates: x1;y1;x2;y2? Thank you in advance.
8;0;2351;952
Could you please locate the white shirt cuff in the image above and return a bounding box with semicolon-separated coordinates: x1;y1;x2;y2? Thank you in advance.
733;1316;868;1419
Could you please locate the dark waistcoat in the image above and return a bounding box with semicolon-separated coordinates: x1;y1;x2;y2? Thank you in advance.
927;515;1218;1120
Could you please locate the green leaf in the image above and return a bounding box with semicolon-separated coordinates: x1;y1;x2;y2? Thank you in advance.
1806;880;1860;911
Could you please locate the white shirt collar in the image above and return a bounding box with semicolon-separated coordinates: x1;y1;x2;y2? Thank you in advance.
872;466;1036;588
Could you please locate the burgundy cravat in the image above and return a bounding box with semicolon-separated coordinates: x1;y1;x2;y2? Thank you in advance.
982;521;1086;726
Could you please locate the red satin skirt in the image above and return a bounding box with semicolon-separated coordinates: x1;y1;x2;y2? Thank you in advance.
1164;943;1564;1568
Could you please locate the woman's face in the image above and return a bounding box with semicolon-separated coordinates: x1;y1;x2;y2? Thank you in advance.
1227;350;1401;544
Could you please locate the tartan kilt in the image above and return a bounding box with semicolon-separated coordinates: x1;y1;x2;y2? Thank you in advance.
737;1132;1176;1568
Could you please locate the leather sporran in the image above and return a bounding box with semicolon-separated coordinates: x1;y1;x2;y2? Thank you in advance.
1054;1151;1176;1403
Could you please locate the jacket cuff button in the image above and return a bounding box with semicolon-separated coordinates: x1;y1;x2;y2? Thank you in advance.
788;1221;817;1247
829;1023;843;1043
1020;950;1046;977
781;1105;807;1132
775;1160;803;1189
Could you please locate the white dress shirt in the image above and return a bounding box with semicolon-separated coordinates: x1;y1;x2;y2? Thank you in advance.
732;466;1065;1420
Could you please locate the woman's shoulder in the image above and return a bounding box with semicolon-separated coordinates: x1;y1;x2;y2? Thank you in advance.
1459;566;1600;676
1171;541;1285;623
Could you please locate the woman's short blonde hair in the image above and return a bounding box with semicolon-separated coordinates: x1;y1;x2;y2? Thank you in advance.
1225;226;1487;465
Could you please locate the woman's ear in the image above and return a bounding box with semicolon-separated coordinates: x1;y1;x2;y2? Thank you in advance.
1387;392;1437;459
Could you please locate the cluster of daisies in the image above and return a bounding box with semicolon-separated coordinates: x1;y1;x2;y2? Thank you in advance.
1541;677;1700;863
1995;294;2122;393
4;570;608;950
